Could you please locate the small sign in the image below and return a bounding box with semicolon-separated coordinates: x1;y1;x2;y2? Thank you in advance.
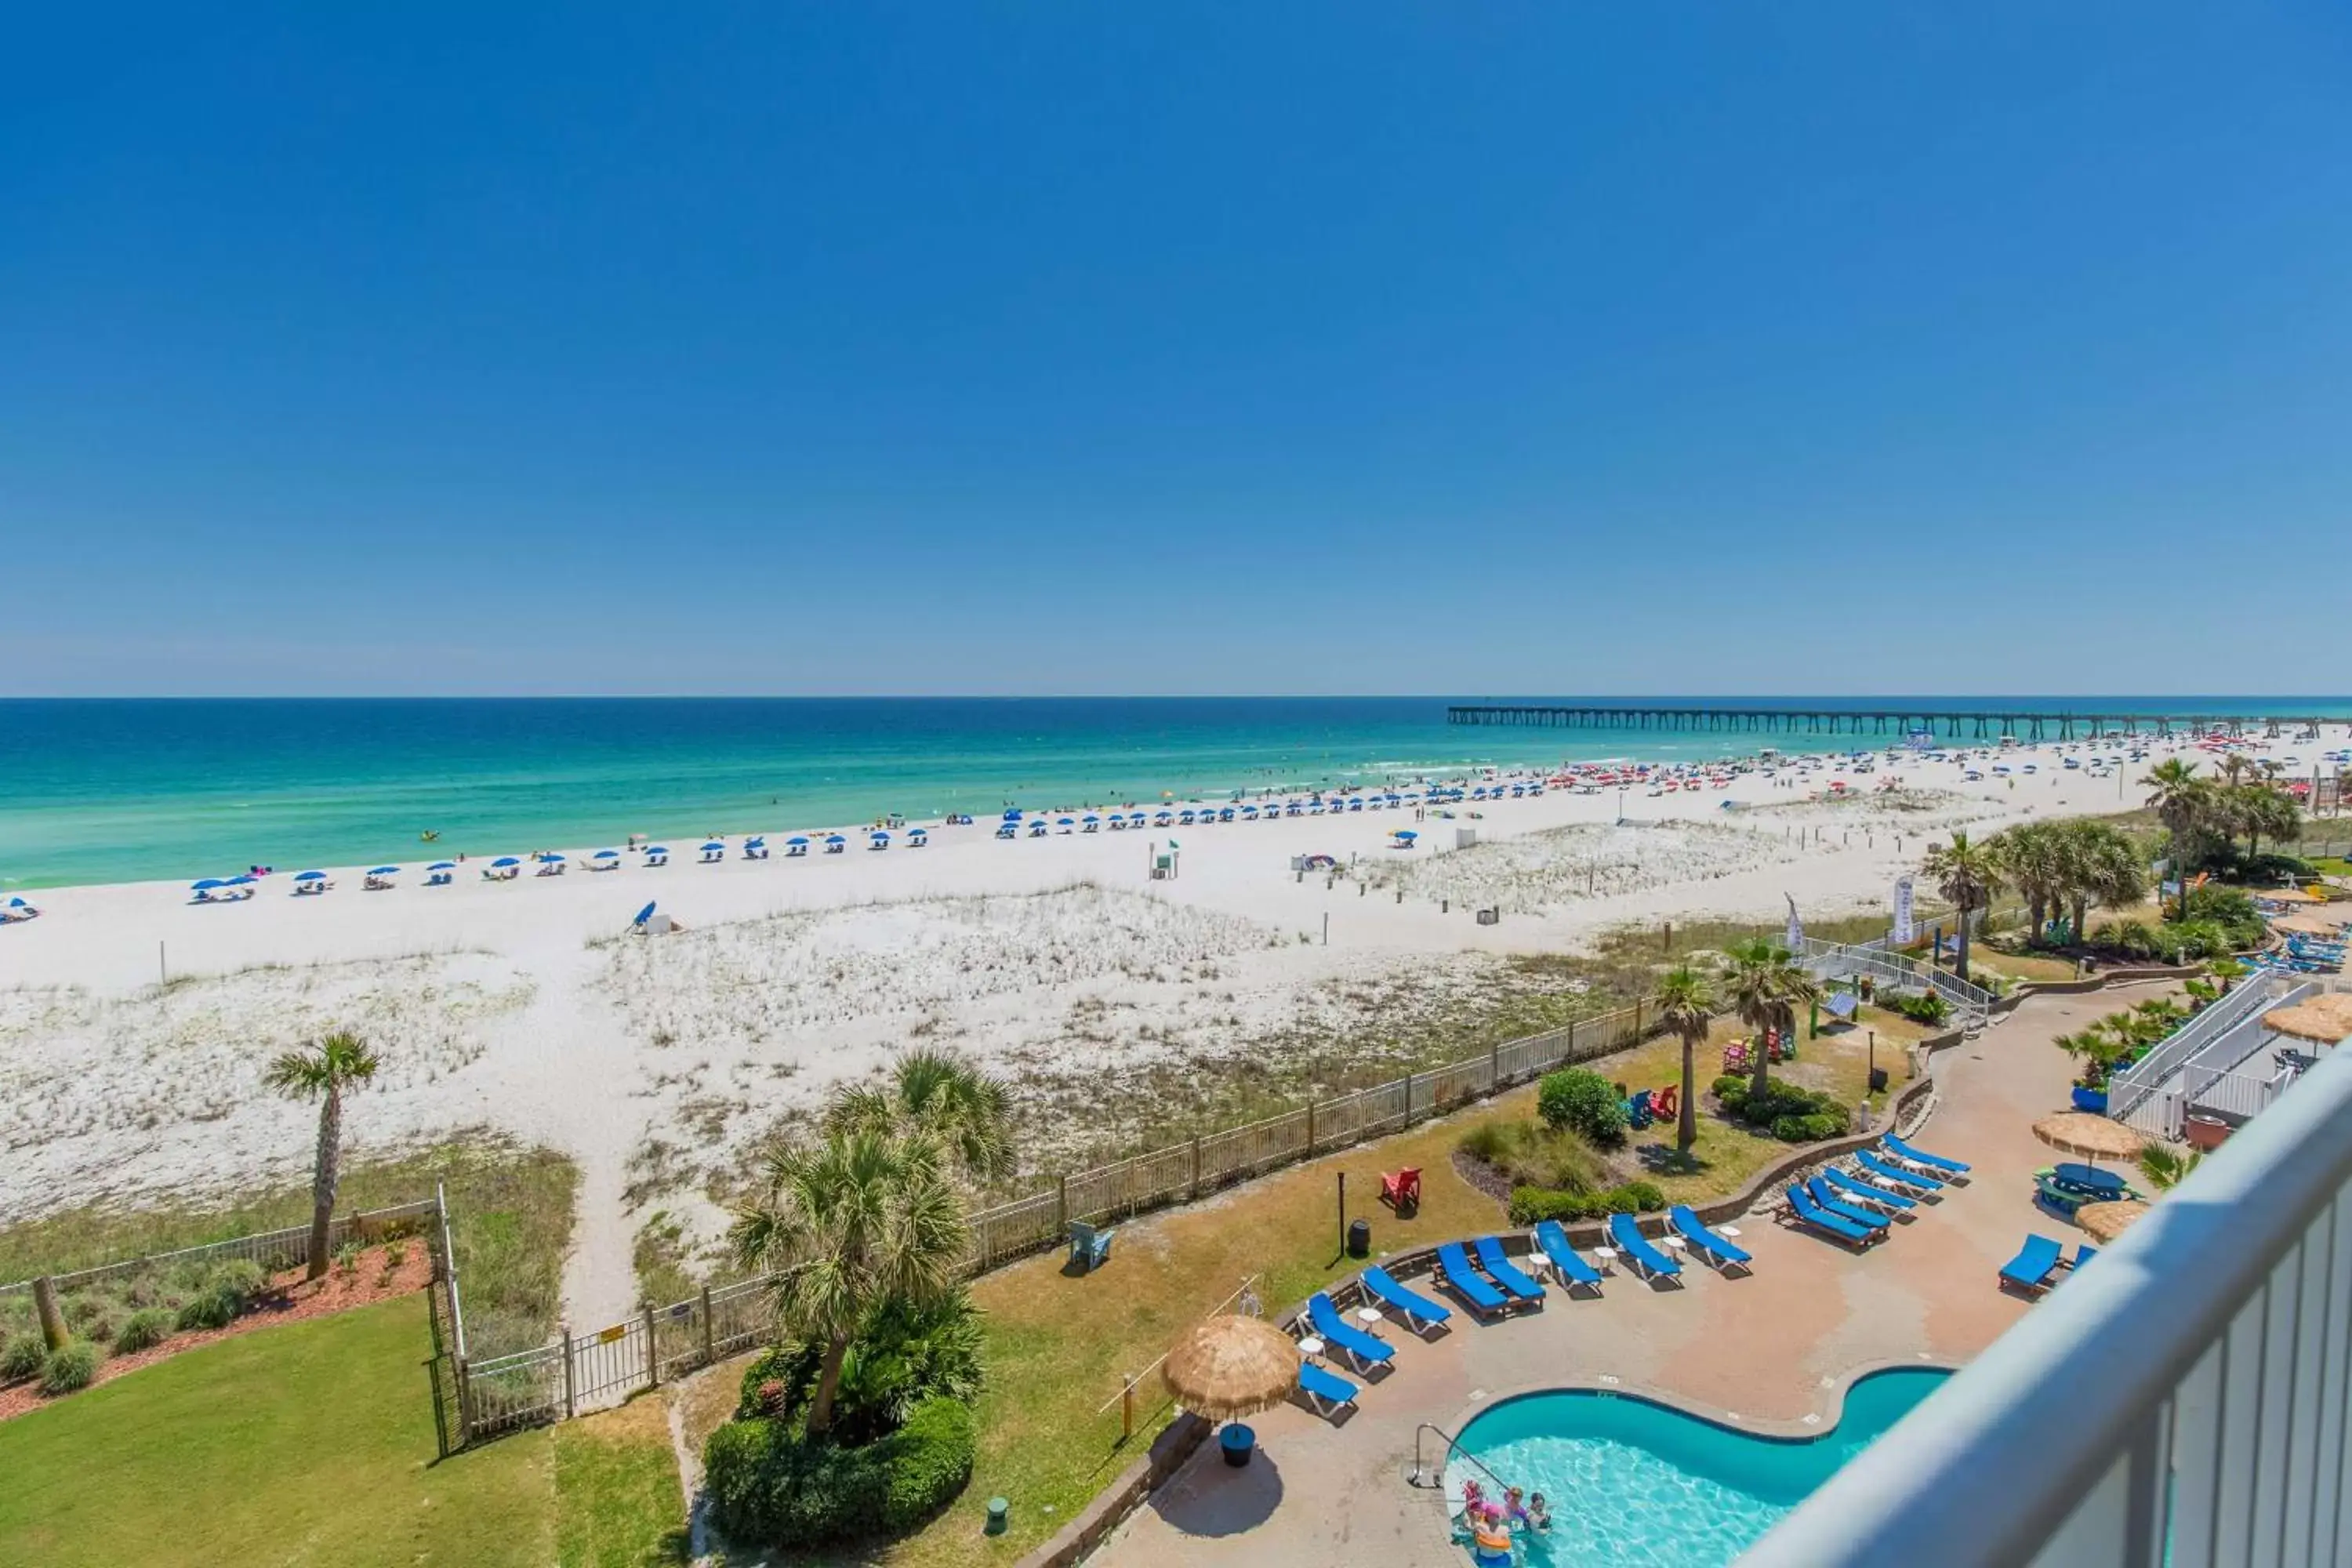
1893;877;1915;946
597;1324;628;1345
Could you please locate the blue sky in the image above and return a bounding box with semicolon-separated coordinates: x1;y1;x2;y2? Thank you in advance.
5;2;2349;696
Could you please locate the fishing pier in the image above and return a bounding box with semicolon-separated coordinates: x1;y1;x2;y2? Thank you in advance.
1443;706;2343;742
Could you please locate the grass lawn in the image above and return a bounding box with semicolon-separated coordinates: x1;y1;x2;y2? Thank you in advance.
1966;948;2082;984
708;1002;1931;1566
0;1291;686;1568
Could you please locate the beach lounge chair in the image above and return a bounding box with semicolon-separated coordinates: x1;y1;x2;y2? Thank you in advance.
1379;1167;1421;1212
1823;1167;1915;1216
1804;1178;1893;1232
1306;1293;1394;1373
1883;1135;1970;1178
1472;1236;1546;1304
1786;1183;1878;1247
1857;1149;1944;1194
2069;1243;2099;1271
2000;1233;2064;1296
1359;1266;1452;1332
1066;1222;1115;1274
1606;1214;1682;1282
1296;1359;1357;1418
1626;1089;1654;1131
1530;1221;1603;1292
1667;1206;1752;1273
1432;1242;1510;1318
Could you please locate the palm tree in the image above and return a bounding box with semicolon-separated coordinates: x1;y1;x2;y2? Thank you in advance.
731;1127;969;1436
2059;819;2149;945
1922;830;2002;983
1723;939;1819;1098
263;1031;382;1281
2140;758;2207;916
1990;822;2062;946
824;1048;1015;1186
2216;754;2252;788
2138;1143;2201;1192
1650;966;1715;1155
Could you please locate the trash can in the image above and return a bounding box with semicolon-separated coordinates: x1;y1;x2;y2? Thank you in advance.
1347;1218;1370;1258
1220;1423;1256;1467
1867;1067;1889;1094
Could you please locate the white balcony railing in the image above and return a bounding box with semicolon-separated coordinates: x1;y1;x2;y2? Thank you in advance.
1742;1034;2352;1567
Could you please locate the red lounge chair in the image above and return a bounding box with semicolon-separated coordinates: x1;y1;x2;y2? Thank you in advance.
1652;1083;1679;1120
1380;1167;1421;1211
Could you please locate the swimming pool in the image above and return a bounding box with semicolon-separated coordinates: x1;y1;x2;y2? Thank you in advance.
1444;1367;1951;1566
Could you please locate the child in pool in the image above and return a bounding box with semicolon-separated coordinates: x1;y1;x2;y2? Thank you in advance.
1526;1492;1552;1532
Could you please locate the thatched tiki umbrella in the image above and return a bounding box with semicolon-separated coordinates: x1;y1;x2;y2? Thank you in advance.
1163;1315;1299;1422
2076;1200;2151;1243
2033;1112;2147;1163
2261;1002;2352;1047
2270;913;2347;938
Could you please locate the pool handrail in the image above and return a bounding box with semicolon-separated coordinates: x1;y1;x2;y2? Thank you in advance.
1408;1421;1516;1496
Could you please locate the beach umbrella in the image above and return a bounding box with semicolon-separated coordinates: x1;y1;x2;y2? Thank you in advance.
224;875;256;886
429;861;456;870
593;849;619;860
787;836;809;846
492;857;521;868
700;841;725;851
543;852;566;862
2076;1200;2151;1244
1393;829;1418;840
2262;1003;2352;1046
1083;815;1100;823
296;870;326;881
1160;1314;1298;1422
368;866;400;877
633;901;657;926
745;837;764;848
645;846;669;855
2033;1113;2147;1163
1003;810;1023;822
192;878;224;891
826;833;846;844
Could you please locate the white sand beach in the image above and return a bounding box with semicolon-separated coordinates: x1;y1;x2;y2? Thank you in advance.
0;738;2203;1327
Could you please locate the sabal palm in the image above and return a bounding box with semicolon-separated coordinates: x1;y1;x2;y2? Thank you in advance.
2057;819;2148;943
823;1048;1015;1186
1921;830;2002;983
2140;759;2207;916
731;1128;969;1436
263;1031;381;1281
1724;939;1816;1098
1990;822;2063;944
1650;966;1715;1154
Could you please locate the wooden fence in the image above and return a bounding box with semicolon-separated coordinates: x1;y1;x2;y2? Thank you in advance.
441;993;1673;1446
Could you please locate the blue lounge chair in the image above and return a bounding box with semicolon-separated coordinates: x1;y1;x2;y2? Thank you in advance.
2000;1233;2064;1295
1787;1183;1877;1246
1804;1178;1893;1232
1606;1213;1682;1281
1433;1242;1510;1317
1473;1236;1546;1304
1668;1206;1752;1272
1823;1167;1915;1214
1360;1266;1452;1332
2071;1243;2100;1270
1067;1221;1115;1273
1530;1221;1604;1291
1296;1359;1357;1417
1307;1292;1394;1372
1883;1134;1970;1177
1857;1149;1944;1193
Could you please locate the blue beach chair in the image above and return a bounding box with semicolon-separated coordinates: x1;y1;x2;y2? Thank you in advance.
1296;1359;1357;1418
1883;1134;1970;1178
1668;1206;1752;1273
1787;1183;1878;1247
1433;1242;1510;1318
1359;1266;1452;1333
1804;1178;1893;1232
1066;1221;1115;1273
1822;1167;1915;1216
1857;1149;1944;1193
1606;1213;1682;1282
1472;1236;1546;1304
2000;1234;2064;1296
1306;1293;1394;1372
1530;1221;1603;1292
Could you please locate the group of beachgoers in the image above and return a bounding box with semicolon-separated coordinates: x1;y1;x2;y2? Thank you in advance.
1460;1478;1548;1563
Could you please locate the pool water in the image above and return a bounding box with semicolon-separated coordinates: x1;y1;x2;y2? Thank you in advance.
1445;1368;1951;1566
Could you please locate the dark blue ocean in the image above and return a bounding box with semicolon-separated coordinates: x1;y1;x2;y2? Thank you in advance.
2;697;2345;887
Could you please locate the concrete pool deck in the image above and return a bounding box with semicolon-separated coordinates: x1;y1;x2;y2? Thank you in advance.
1091;981;2183;1566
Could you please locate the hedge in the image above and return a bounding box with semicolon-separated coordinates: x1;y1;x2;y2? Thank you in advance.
704;1396;977;1548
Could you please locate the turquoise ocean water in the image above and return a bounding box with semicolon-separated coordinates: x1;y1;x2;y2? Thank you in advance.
2;698;2346;889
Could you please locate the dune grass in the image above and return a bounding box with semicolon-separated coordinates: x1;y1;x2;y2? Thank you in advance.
0;1290;687;1568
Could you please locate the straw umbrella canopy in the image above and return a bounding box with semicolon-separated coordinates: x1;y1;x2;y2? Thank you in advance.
2259;887;2322;904
2034;1112;2147;1162
2263;1002;2352;1046
2270;913;2345;937
2075;1200;2151;1243
1161;1315;1300;1421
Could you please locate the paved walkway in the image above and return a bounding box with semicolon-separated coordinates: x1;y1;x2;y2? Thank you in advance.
1092;981;2181;1566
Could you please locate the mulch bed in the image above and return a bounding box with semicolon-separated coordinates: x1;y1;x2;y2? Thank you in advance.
0;1241;432;1421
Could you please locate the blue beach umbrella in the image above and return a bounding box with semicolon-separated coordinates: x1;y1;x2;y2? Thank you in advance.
700;841;725;851
368;866;399;877
428;861;456;870
826;833;847;844
192;878;224;891
543;852;566;862
492;856;521;868
1394;829;1418;840
745;837;764;848
1003;809;1023;822
296;870;327;881
644;846;669;855
634;901;657;926
786;836;810;846
593;849;619;859
224;875;256;886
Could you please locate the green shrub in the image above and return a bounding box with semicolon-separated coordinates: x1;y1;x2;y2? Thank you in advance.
209;1258;269;1307
1537;1069;1628;1148
1771;1112;1847;1143
1507;1186;1595;1225
1613;1180;1667;1211
704;1396;977;1547
39;1339;101;1395
114;1307;177;1355
176;1284;241;1332
1710;1074;1748;1107
1;1332;47;1381
1456;1122;1512;1165
1886;989;1951;1025
733;1290;985;1447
